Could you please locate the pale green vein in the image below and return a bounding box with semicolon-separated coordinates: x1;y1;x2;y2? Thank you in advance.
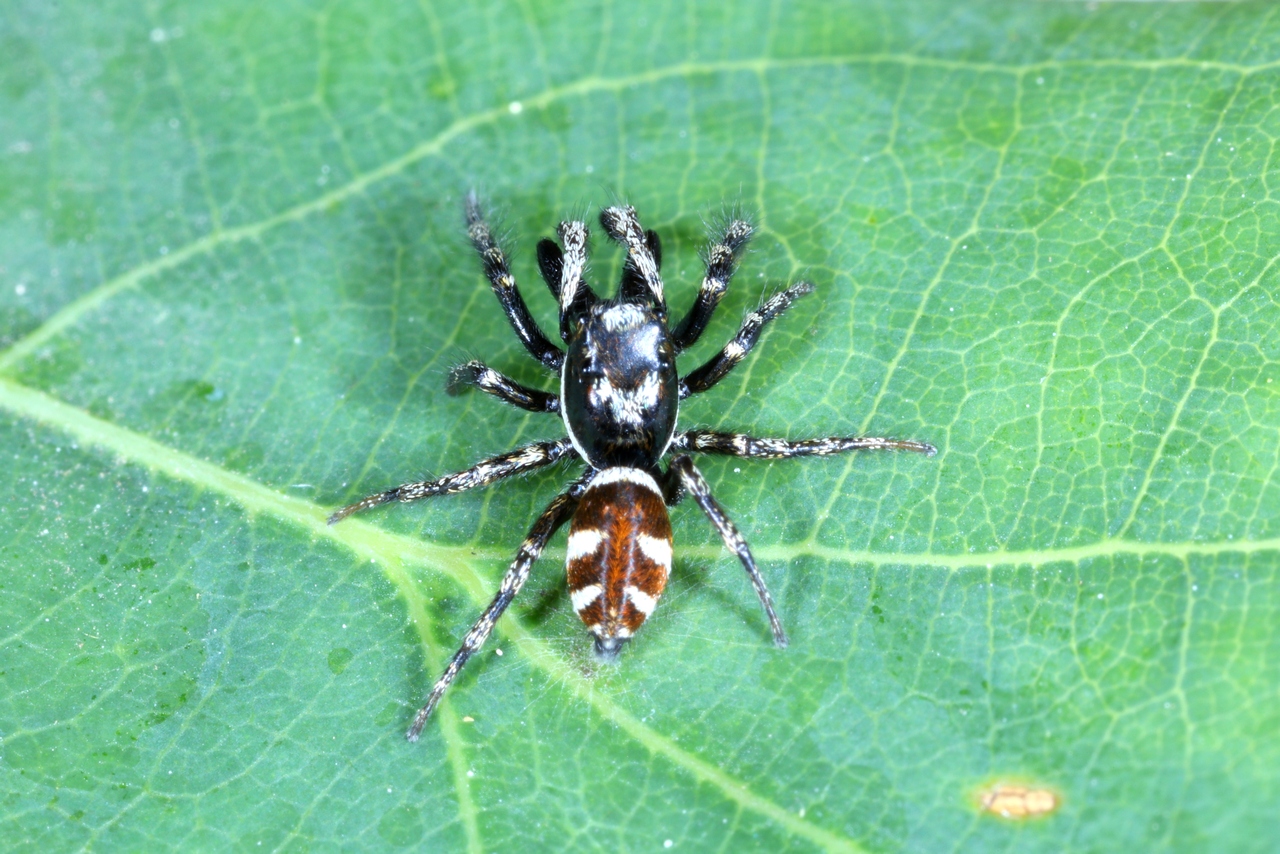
4;376;1268;579
740;534;1280;572
4;374;1280;846
486;531;1280;574
1114;65;1256;538
3;53;1276;375
0;378;862;854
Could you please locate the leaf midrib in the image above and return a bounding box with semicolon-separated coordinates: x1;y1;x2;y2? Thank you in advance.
0;378;864;854
3;374;1278;853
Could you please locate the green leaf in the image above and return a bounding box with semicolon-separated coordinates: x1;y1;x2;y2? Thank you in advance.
2;2;1278;851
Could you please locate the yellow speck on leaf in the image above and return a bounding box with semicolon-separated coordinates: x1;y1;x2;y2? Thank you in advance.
977;783;1060;819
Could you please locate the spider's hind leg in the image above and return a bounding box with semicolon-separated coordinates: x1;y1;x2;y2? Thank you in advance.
406;471;591;740
666;454;788;648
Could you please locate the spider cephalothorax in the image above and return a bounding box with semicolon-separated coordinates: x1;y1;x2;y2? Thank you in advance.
330;194;936;741
561;301;679;469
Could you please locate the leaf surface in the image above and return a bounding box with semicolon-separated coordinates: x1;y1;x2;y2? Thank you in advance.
2;2;1279;851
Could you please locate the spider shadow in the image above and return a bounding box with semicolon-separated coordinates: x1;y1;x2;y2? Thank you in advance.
664;554;780;645
520;571;571;629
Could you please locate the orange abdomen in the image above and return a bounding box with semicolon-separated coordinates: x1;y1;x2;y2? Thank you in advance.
566;467;673;658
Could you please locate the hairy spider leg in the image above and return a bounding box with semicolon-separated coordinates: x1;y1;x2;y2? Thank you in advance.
617;227;662;306
671;218;754;352
600;205;666;311
536;220;599;342
326;437;575;524
672;430;938;459
464;192;564;371
447;360;560;414
555;220;593;332
406;471;592;740
566;467;674;660
554;220;588;312
666;455;788;648
679;281;815;399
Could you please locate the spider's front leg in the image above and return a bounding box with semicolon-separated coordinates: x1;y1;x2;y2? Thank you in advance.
679;281;814;398
406;471;591;740
447;360;560;414
665;455;788;648
536;219;599;342
465;193;564;371
327;437;576;524
600;205;666;310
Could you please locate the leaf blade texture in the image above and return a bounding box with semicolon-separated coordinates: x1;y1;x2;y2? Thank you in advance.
2;2;1278;851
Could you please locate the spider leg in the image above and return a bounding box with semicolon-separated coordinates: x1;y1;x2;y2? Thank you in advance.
536;220;598;341
447;360;559;414
600;205;666;312
617;227;662;303
671;430;937;458
666;454;788;648
465;192;564;371
672;219;754;353
406;471;591;740
679;282;813;398
327;437;576;524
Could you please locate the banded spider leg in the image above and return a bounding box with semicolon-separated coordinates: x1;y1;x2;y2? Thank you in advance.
406;472;591;741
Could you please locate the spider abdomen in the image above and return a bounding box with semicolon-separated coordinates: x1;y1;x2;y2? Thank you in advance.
566;467;673;659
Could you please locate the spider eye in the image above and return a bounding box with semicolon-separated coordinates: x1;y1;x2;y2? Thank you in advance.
570;351;602;379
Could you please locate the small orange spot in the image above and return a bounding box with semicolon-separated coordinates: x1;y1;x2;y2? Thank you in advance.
977;783;1060;819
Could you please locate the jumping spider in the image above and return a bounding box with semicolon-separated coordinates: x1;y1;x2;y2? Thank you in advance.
330;195;936;741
